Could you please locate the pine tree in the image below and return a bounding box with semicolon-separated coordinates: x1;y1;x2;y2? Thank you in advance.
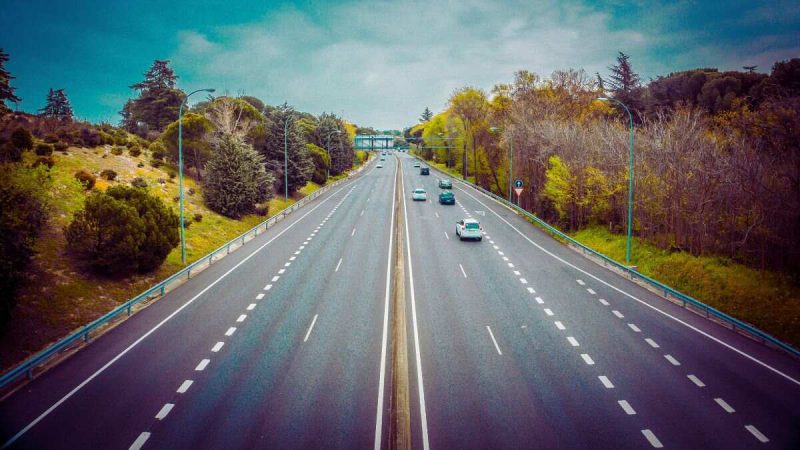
0;49;20;114
312;112;353;176
606;52;640;94
259;104;314;195
121;60;185;135
39;88;73;121
420;107;433;122
204;135;274;218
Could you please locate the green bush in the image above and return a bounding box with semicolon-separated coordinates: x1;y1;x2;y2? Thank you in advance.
131;177;147;188
150;158;162;168
307;143;330;184
54;142;69;152
129;146;142;157
10;127;34;151
100;169;117;181
74;170;96;190
111;146;124;156
0;165;50;327
149;140;166;160
254;205;268;216
64;185;179;276
32;156;55;169
193;213;203;222
44;134;59;144
204;136;273;218
35;143;53;156
0;142;22;163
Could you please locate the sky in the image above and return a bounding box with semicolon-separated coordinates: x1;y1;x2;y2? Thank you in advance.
1;0;798;130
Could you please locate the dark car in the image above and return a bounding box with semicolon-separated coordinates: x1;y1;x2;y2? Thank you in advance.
420;167;430;175
439;191;455;205
438;178;452;189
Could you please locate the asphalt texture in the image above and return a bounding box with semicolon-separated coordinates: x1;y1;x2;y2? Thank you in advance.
1;152;799;449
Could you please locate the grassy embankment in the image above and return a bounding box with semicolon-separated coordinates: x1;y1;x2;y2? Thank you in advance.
0;146;357;371
420;156;800;349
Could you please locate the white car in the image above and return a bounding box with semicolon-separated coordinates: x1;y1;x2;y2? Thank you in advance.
413;161;421;168
412;188;427;201
455;218;482;241
377;163;383;168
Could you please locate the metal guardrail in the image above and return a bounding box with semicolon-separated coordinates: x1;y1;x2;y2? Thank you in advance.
0;161;371;390
416;155;800;359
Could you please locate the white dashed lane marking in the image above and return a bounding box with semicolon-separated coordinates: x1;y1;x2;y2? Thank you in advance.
335;258;343;272
519;278;528;284
618;400;636;415
155;403;174;420
130;432;150;450
535;297;544;304
628;323;641;333
211;342;224;352
459;264;468;278
587;288;596;295
486;326;503;355
544;308;554;316
271;276;280;282
745;425;769;443
527;287;535;294
567;337;579;347
247;303;256;311
264;284;272;291
645;338;660;348
554;321;566;330
687;374;705;387
303;314;319;343
581;354;595;365
278;269;285;274
256;293;264;300
225;327;236;337
195;359;210;371
236;314;246;323
642;429;664;448
576;279;585;285
599;376;614;388
664;354;681;366
599;298;609;306
612;310;624;319
176;380;193;394
714;398;735;413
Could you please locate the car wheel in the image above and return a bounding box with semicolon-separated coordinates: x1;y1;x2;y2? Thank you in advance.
477;237;482;241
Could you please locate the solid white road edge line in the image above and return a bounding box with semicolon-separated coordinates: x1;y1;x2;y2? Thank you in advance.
401;158;430;450
455;184;800;387
373;160;397;450
1;175;364;449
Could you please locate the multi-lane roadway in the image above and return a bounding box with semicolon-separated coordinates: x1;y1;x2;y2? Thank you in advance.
1;152;799;449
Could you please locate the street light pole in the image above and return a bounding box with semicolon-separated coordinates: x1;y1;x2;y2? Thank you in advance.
326;130;341;181
597;96;635;265
178;87;215;265
284;116;290;201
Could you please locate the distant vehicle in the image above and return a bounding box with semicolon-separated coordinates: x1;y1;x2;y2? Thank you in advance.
412;188;427;201
420;167;430;175
413;161;421;168
455;218;482;241
381;156;385;161
438;178;452;189
439;191;455;205
377;163;383;168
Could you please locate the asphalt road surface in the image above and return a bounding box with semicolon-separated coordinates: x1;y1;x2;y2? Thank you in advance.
1;152;799;449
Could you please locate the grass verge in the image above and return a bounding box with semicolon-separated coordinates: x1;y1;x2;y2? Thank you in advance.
572;226;800;349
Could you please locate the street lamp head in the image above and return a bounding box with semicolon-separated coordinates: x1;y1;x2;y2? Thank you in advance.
205;88;216;93
596;97;609;101
489;127;500;132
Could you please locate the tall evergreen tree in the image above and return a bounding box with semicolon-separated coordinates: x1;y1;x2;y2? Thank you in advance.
606;52;640;94
420;107;433;122
312;112;353;175
39;88;73;121
121;60;185;136
259;104;313;195
204;135;274;218
0;49;20;114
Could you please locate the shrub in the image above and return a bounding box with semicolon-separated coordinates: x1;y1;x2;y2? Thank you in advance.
54;142;69;152
137;162;144;168
149;140;166;160
187;187;195;196
44;134;59;144
74;170;96;190
32;156;55;169
10;127;34;151
129;146;142;157
80;128;101;147
254;205;269;216
150;158;162;168
0;165;50;326
110;146;124;156
0;142;22;163
193;213;203;222
35;143;53;156
100;169;117;181
64;185;179;276
131;177;147;188
167;170;176;180
307;143;330;184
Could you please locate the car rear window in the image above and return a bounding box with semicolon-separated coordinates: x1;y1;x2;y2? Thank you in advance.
465;222;479;229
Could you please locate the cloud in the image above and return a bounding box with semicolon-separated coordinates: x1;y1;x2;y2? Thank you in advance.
171;0;796;129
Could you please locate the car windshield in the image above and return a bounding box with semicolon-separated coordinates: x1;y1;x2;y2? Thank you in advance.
415;189;425;193
465;222;480;229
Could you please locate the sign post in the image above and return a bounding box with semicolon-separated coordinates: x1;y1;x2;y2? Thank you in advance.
513;179;524;205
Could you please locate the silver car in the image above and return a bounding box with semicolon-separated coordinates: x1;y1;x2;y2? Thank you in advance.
455;218;482;241
412;188;427;201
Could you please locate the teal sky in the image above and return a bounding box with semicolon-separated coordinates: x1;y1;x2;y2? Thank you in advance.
1;0;798;129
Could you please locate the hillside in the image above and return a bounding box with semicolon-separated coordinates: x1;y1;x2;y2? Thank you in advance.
0;143;342;371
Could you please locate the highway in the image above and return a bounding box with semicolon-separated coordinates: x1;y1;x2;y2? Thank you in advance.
398;153;800;449
1;151;799;449
0;157;397;449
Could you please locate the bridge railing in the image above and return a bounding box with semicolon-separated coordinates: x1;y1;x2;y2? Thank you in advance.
0;161;371;391
418;156;800;359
